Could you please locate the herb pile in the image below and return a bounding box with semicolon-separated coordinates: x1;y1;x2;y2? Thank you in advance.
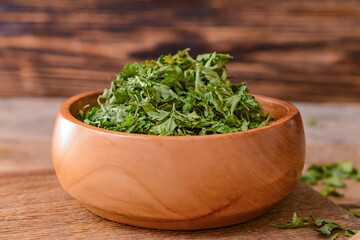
273;212;359;239
79;49;272;136
301;161;360;197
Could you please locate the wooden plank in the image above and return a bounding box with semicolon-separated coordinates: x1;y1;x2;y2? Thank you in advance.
0;171;359;239
0;0;360;101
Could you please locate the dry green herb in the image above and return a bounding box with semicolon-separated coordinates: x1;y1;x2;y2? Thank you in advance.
318;187;343;197
331;232;341;240
312;216;344;236
348;209;360;218
345;229;359;237
273;212;359;239
306;118;317;127
79;49;273;136
271;212;309;229
300;160;360;197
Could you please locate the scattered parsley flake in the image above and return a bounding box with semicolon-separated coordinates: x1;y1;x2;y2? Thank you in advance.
300;161;360;197
318;187;344;197
273;212;359;239
331;232;341;240
311;216;344;236
306;118;317;127
345;229;359;237
272;212;309;229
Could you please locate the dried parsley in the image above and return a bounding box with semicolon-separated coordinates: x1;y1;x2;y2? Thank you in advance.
271;212;310;229
331;232;341;240
311;216;345;236
79;49;273;136
300;160;360;197
272;212;359;239
345;229;359;237
318;187;343;197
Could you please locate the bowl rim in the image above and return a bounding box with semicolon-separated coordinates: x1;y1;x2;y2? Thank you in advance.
58;90;300;139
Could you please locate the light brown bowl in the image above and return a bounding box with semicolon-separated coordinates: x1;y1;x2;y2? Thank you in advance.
52;91;305;230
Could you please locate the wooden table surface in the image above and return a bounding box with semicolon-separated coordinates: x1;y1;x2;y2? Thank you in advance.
1;97;360;239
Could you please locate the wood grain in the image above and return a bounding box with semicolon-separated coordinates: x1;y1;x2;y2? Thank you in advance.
0;0;360;101
0;171;359;239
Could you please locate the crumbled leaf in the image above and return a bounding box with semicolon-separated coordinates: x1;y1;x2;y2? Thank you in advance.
301;161;358;182
345;229;359;237
274;213;359;238
79;49;273;135
316;224;341;236
306;118;317;127
301;160;360;198
323;175;346;188
337;161;354;174
300;168;323;185
311;216;344;236
142;103;170;121
318;187;343;197
272;212;310;229
312;216;340;227
331;232;341;240
348;209;360;218
149;114;177;136
354;169;360;180
78;110;84;119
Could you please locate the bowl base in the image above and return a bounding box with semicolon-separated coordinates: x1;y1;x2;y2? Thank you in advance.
83;203;269;230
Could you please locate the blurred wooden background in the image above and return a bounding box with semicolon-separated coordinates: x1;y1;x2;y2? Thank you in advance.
0;0;359;101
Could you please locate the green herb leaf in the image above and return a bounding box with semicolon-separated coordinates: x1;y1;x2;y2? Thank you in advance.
275;213;359;238
331;232;341;240
318;187;343;197
345;229;359;237
149;108;177;136
311;216;344;236
311;216;342;227
300;167;323;185
301;161;360;198
272;212;310;229
316;224;341;236
337;161;354;174
323;175;346;188
348;209;360;218
306;118;317;127
79;49;273;135
354;169;360;180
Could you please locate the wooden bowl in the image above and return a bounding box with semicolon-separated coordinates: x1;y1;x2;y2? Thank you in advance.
52;91;305;230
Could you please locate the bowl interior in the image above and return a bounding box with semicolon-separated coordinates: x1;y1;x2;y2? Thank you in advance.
260;97;291;120
69;92;100;117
